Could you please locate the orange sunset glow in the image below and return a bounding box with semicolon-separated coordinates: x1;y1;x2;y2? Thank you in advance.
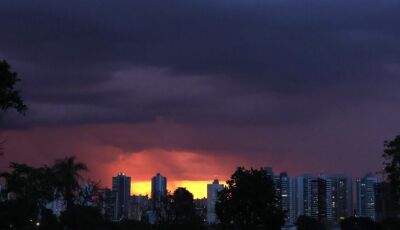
2;126;264;200
131;180;226;199
107;150;235;198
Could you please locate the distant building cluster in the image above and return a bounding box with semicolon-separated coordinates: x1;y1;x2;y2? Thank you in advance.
265;167;392;227
95;168;394;226
101;172;225;224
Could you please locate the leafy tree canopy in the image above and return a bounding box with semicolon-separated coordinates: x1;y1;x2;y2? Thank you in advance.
0;156;91;229
170;187;203;228
383;135;400;206
216;167;285;230
0;60;27;113
52;156;88;210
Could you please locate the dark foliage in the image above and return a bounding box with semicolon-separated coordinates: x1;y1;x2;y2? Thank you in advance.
0;163;56;229
52;156;88;211
0;199;38;229
0;163;54;206
0;156;91;229
170;187;196;224
383;135;400;207
295;215;325;230
104;219;153;230
0;60;26;156
340;217;380;230
216;167;285;230
169;187;204;229
380;218;400;230
40;208;62;230
60;205;105;230
0;60;27;113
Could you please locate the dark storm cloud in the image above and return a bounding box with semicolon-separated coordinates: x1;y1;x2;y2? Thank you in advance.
1;0;400;128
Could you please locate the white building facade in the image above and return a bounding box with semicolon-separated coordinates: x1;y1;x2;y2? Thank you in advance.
207;179;224;224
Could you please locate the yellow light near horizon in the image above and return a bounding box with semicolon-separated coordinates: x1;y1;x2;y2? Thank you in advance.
131;181;151;196
170;181;209;199
131;180;226;199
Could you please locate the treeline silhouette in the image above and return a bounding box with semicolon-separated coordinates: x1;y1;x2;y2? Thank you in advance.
1;158;400;230
0;156;206;230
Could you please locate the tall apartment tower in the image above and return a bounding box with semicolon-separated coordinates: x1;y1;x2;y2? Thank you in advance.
330;175;353;222
266;168;298;225
112;172;131;220
325;176;334;223
309;174;334;223
207;179;224;224
296;175;313;217
277;172;297;225
356;173;378;220
151;173;167;208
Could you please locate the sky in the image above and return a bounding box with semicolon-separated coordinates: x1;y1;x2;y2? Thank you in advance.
1;0;400;198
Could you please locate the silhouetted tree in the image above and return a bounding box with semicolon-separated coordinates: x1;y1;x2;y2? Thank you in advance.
216;167;285;230
0;163;55;229
0;158;106;229
0;60;27;113
340;217;380;230
380;217;400;230
295;215;325;230
52;156;88;211
77;180;102;206
0;163;54;203
169;187;203;229
0;199;38;229
0;60;27;156
383;135;400;207
40;208;63;230
60;205;105;230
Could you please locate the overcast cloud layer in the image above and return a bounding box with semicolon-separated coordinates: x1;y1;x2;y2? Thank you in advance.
1;1;400;180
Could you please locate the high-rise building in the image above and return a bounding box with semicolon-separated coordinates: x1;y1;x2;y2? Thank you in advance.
251;167;364;225
265;168;299;225
356;174;378;220
276;172;297;225
293;174;353;224
310;175;331;222
310;177;320;220
277;172;288;211
112;172;131;220
207;179;224;224
295;175;313;217
151;173;167;208
330;175;353;222
325;176;334;223
287;176;298;224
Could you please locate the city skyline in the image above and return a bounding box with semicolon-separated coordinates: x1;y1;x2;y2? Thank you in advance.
109;169;380;199
1;0;400;202
102;168;385;226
